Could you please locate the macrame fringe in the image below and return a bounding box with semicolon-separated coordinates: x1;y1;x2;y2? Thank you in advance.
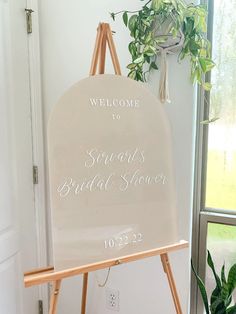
159;49;171;104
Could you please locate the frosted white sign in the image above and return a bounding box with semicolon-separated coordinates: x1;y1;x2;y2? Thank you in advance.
48;74;178;270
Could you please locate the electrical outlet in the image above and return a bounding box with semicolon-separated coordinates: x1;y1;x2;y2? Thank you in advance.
106;288;120;311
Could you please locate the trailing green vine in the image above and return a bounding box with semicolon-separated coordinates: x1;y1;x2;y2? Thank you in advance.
111;0;215;90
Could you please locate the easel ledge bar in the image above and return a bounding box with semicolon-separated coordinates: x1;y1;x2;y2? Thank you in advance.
24;240;188;287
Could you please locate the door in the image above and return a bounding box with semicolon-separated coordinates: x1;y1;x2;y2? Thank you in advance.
0;0;43;313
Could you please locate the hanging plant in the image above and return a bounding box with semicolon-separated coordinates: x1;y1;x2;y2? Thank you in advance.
111;0;215;102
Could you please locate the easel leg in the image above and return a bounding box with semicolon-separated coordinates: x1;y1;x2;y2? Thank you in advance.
99;24;107;74
49;280;62;314
160;253;183;314
106;24;121;75
81;273;89;314
90;24;103;75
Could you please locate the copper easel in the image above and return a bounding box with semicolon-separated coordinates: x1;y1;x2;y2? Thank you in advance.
24;23;188;314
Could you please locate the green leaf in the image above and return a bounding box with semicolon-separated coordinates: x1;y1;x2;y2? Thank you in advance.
133;55;144;64
202;82;212;91
127;63;137;70
128;70;136;80
128;42;137;58
191;260;209;313
136;70;143;81
225;296;233;309
150;61;158;70
221;264;227;285
209;117;220;123
128;15;138;32
227;305;236;314
143;19;151;27
207;250;222;291
171;27;178;38
144;32;153;44
189;40;201;56
199;58;215;73
146;55;151;63
123;11;128;27
200;120;210;125
211;298;226;314
216;304;227;314
198;16;207;32
200;117;219;124
184;17;194;35
144;50;156;57
199;58;207;72
151;0;162;11
178;50;185;61
191;64;201;84
221;282;229;301
134;28;139;39
210;286;221;309
227;264;236;296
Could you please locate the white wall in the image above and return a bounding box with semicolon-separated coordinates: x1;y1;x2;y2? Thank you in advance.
39;1;196;313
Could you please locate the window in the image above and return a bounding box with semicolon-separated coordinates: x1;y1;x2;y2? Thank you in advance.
191;1;236;313
206;221;236;301
206;0;236;211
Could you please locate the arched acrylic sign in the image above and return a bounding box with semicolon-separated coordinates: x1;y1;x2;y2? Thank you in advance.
48;74;178;270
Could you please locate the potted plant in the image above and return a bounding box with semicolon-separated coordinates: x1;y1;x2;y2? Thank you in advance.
111;0;215;102
191;251;236;314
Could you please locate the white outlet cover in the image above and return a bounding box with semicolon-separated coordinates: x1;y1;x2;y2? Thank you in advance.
106;288;120;311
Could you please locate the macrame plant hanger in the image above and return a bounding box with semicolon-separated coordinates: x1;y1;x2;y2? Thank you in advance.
155;19;184;103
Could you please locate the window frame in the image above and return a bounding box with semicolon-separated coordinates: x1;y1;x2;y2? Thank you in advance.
190;0;236;313
197;213;236;313
190;1;213;312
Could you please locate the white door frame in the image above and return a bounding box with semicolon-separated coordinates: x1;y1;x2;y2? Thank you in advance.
26;0;49;311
